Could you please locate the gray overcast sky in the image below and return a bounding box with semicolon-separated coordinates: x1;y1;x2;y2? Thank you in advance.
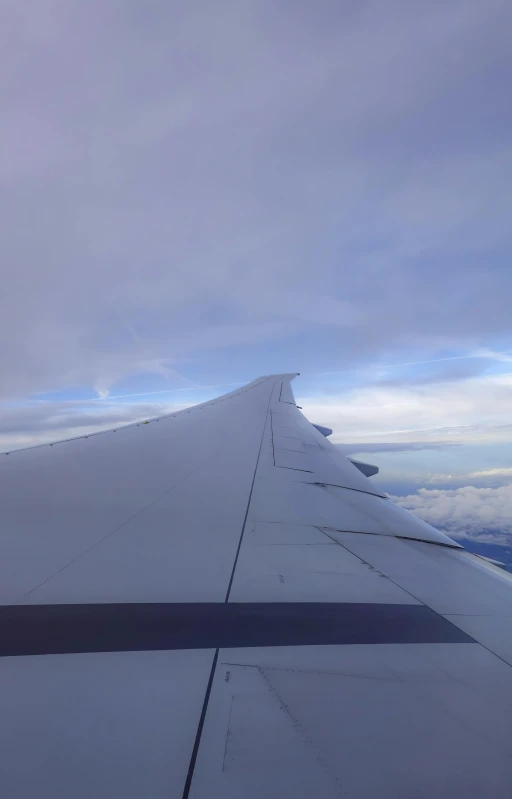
1;1;512;545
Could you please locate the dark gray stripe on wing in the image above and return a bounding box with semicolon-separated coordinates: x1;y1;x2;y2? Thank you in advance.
0;602;475;657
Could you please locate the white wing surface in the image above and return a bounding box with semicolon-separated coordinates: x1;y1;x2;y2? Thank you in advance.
1;374;512;798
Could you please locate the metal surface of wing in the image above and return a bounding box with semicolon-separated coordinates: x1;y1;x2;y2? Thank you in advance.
1;374;511;798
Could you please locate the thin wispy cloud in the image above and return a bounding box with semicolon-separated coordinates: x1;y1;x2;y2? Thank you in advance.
299;372;512;444
89;382;241;402
423;468;512;486
341;441;460;455
311;348;512;378
0;398;187;453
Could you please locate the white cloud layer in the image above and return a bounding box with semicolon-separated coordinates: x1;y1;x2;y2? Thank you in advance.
299;372;512;444
394;485;512;543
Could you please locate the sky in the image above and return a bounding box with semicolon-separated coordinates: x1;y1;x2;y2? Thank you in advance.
1;1;512;556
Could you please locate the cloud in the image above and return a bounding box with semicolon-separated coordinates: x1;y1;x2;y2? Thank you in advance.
340;441;458;455
299;372;512;444
393;484;512;543
0;399;187;453
312;349;512;387
0;377;249;452
424;467;512;488
1;1;512;399
373;360;491;387
469;468;512;480
474;348;512;363
379;351;512;370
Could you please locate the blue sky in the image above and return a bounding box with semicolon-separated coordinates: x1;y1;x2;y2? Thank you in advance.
1;1;511;552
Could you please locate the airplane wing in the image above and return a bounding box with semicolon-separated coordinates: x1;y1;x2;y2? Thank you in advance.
1;374;511;798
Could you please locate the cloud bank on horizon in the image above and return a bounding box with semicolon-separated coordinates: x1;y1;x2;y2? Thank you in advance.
1;1;511;544
394;484;512;546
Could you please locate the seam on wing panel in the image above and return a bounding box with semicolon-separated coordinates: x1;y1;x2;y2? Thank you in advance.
11;449;220;606
395;534;462;550
318;526;462;550
225;386;278;601
182;375;278;798
257;666;343;793
270;410;276;467
308;481;387;499
325;532;487;652
182;650;219;798
275;466;314;473
278;379;296;405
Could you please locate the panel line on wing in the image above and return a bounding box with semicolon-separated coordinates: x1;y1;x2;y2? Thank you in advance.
183;378;279;799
